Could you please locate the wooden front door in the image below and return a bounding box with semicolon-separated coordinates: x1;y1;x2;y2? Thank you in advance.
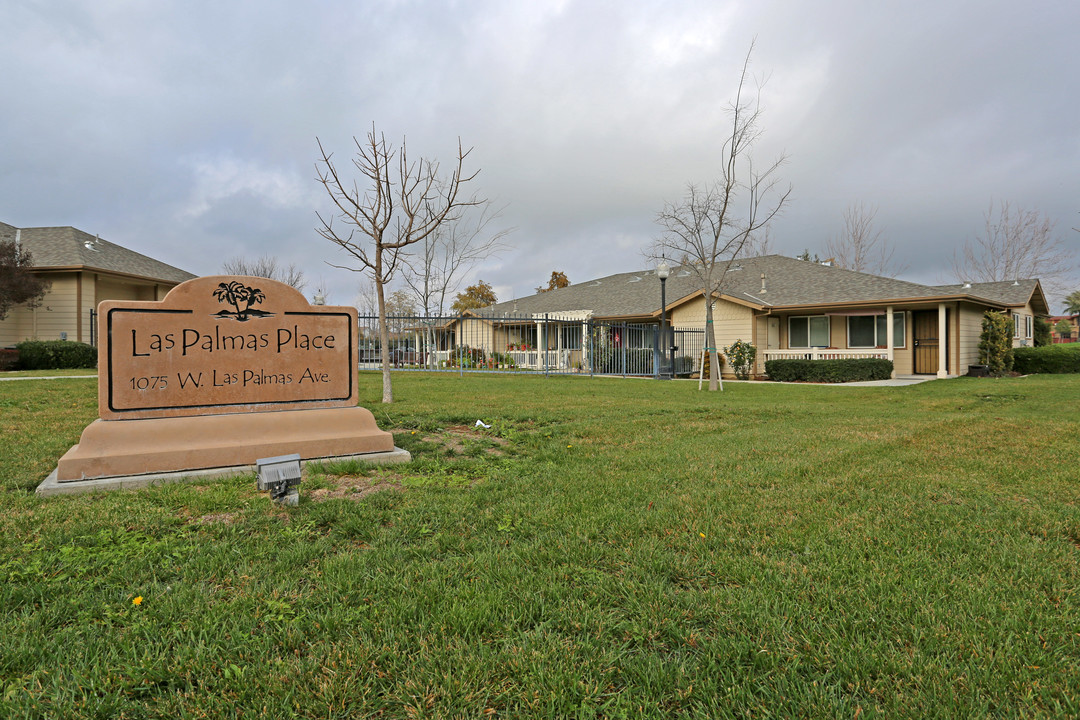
913;310;948;374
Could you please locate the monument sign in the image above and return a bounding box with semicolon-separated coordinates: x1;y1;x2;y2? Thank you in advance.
46;276;406;491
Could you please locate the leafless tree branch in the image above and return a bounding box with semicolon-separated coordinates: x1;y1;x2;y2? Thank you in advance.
649;41;791;391
315;125;482;402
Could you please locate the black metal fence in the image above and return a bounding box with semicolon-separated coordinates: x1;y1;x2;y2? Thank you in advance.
357;314;705;379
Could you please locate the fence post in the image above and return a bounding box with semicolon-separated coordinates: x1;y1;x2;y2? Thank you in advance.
544;314;549;378
652;325;660;380
588;320;594;378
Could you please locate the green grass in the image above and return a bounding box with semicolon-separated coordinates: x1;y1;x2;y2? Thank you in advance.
0;368;98;378
1;372;1078;717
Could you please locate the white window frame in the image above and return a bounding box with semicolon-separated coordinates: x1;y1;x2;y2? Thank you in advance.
846;312;906;349
788;316;831;348
1024;315;1033;339
1014;314;1022;339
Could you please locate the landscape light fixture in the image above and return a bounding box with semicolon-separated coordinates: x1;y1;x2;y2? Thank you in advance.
256;453;302;505
657;259;671;380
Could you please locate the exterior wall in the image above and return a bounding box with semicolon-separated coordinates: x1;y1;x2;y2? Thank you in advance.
670;298;754;343
0;271;186;347
955;303;984;372
0;272;79;345
671;297;754;378
1007;303;1038;348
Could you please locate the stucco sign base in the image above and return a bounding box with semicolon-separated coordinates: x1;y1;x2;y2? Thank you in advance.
46;406;406;492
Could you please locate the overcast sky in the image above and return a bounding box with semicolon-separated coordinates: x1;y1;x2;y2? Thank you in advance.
3;0;1078;312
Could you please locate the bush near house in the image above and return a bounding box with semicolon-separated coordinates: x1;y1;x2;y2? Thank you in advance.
1013;344;1080;374
1034;317;1052;347
14;340;97;370
765;358;893;383
0;348;18;371
979;311;1014;377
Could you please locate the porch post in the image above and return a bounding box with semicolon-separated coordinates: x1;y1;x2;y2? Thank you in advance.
886;306;896;379
937;302;947;378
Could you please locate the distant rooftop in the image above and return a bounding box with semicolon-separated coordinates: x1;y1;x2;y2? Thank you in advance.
1;222;196;285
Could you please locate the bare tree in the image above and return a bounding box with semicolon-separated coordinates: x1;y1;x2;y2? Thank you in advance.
222;255;307;291
825;202;905;277
951;201;1076;299
316;126;481;402
651;44;791;391
399;201;510;315
737;226;775;258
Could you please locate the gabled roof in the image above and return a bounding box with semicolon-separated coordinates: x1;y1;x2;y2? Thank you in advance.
2;223;196;285
481;254;1049;319
930;280;1049;314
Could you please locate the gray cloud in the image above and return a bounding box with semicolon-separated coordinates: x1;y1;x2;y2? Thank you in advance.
2;0;1077;311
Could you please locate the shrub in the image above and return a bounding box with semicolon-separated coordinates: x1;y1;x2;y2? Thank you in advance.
697;351;724;380
723;339;757;380
15;340;98;370
1033;317;1051;347
1012;344;1080;374
0;348;18;371
764;358;893;383
445;345;486;368
978;311;1014;377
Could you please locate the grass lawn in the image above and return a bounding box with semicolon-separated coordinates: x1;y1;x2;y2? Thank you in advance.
0;368;98;379
1;372;1078;717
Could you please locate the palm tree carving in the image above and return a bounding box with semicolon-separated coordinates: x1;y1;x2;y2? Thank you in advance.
213;281;271;321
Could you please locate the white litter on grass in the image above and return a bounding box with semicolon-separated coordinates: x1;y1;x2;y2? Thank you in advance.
475;420;491;429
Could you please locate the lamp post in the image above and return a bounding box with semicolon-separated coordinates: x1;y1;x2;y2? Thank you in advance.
657;259;670;379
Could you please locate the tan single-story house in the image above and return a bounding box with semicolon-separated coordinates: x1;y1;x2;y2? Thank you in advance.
465;254;1049;378
0;221;196;347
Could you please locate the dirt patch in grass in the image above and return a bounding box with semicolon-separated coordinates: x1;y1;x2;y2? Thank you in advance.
396;425;509;456
309;474;403;502
196;512;239;525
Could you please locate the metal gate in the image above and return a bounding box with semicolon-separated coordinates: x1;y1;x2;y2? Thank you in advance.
357;314;704;378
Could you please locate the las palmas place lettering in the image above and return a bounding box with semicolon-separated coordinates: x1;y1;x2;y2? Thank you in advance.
98;277;357;420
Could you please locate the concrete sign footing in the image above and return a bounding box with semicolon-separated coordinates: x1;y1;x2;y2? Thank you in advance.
37;446;412;497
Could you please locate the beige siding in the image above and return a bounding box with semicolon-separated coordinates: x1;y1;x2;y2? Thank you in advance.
670;297;754;345
0;274;79;343
1008;303;1037;348
671;297;754;377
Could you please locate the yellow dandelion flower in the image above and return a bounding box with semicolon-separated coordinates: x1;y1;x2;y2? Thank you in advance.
132;596;143;606
699;532;706;538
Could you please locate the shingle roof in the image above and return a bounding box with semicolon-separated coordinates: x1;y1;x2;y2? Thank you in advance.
5;224;196;285
481;255;1045;318
930;279;1043;308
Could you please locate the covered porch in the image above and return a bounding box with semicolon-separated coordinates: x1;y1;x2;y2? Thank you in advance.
757;302;956;379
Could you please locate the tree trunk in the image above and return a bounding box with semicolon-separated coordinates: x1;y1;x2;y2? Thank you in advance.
376;275;393;403
705;296;721;391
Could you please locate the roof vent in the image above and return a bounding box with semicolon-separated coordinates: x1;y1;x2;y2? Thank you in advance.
1012;280;1020;286
678;269;691;277
627;276;641;283
83;234;101;252
590;281;602;287
962;282;971;289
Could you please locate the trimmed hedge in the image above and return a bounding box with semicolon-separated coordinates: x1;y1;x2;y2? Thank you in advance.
15;340;98;370
765;358;894;383
1012;344;1080;374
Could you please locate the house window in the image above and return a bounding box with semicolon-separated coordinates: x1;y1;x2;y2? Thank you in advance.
789;316;830;348
1024;315;1033;339
847;313;906;348
1014;314;1022;339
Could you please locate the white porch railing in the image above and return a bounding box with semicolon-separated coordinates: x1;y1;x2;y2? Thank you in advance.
507;349;571;369
761;349;890;362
